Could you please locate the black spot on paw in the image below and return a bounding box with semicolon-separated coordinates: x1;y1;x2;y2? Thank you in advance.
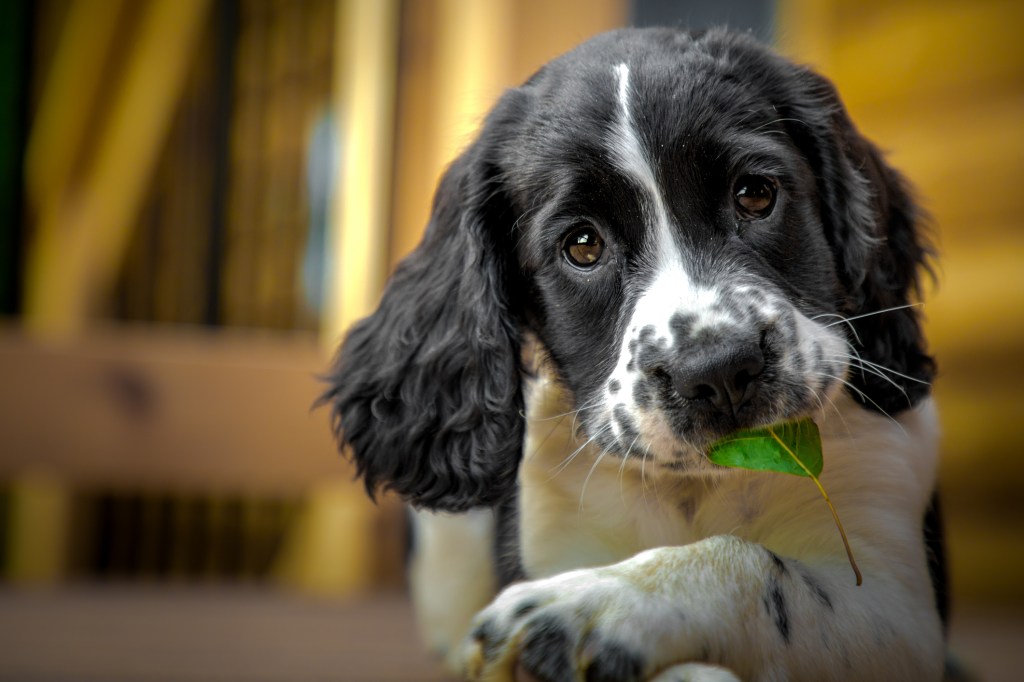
584;641;643;682
798;567;834;612
513;599;541;620
762;577;791;644
766;549;787;575
519;615;576;682
470;619;506;662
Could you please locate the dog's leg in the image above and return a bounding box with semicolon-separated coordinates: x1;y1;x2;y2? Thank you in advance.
463;535;943;682
410;508;497;671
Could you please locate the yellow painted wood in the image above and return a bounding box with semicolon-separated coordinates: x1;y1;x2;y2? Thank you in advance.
321;0;401;348
432;0;515;173
24;0;211;338
24;0;127;218
271;479;377;596
7;472;71;584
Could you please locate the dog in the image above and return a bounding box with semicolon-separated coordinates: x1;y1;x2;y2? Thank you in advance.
321;27;946;681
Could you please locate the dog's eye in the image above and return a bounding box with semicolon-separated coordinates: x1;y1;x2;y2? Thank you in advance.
734;175;777;220
562;225;605;268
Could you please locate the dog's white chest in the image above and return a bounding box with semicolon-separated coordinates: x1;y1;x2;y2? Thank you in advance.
517;377;706;578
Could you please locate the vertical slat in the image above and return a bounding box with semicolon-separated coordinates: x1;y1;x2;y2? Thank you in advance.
23;0;128;217
321;0;400;346
6;473;70;583
24;0;211;338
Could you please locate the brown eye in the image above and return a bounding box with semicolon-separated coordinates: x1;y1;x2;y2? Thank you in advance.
734;175;777;220
562;225;605;268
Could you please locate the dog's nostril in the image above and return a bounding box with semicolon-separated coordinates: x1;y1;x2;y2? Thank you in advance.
673;345;765;416
689;382;717;401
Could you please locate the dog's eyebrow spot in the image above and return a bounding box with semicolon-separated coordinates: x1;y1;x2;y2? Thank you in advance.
609;379;621;394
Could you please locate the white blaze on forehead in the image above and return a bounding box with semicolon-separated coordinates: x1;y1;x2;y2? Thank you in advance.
609;63;673;259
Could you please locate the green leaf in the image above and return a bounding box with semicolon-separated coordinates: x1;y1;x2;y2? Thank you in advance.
707;418;862;586
707;418;823;478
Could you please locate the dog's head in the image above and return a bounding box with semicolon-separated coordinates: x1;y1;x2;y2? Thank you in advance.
321;28;934;511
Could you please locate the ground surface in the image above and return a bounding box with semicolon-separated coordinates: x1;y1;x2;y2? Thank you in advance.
0;585;1018;681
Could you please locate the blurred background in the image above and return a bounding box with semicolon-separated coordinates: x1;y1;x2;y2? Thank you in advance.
0;0;1020;680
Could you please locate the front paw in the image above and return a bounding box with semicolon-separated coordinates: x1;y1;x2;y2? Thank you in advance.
462;568;681;682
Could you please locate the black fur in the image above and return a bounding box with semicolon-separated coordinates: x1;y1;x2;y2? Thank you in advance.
516;615;577;681
319;131;528;511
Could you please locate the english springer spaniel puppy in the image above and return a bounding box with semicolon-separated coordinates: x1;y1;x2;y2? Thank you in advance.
322;27;946;682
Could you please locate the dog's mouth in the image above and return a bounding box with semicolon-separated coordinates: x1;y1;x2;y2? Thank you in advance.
598;365;841;473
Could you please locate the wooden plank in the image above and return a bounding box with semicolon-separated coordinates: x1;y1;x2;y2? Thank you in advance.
0;326;351;494
0;589;453;681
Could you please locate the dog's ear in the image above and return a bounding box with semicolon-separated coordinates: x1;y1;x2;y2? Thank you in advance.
781;67;936;414
319;138;524;512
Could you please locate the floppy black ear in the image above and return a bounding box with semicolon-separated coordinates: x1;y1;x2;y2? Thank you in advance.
319;145;525;512
782;68;936;414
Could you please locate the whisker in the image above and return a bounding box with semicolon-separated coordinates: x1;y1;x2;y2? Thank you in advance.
617;435;636;503
531;403;598;422
829;352;931;387
822;303;923;328
810;313;863;345
549;423;609;477
826;353;909;399
818;372;906;435
808;384;850;435
579;444;614;513
531;415;569;464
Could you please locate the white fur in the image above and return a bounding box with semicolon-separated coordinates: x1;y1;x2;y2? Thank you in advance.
410;509;497;670
608;63;674;258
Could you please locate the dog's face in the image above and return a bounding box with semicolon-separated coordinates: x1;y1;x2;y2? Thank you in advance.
322;28;934;509
502;38;857;470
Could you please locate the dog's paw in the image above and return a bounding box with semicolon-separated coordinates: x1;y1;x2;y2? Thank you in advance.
463;567;692;682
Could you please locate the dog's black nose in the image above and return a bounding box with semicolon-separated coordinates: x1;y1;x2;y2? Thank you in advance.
672;343;765;417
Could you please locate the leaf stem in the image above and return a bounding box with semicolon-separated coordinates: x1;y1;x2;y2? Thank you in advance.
767;427;863;586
